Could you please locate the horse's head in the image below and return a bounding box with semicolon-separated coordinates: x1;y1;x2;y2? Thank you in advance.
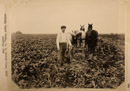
88;23;93;30
72;30;78;35
80;25;85;31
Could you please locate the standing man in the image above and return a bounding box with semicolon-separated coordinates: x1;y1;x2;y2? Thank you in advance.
56;25;72;66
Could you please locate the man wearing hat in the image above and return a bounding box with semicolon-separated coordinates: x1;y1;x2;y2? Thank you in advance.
56;25;72;66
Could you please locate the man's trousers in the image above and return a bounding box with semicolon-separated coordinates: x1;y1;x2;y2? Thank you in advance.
58;43;67;66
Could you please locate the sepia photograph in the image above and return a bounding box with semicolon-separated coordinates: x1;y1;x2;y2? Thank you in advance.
9;0;126;89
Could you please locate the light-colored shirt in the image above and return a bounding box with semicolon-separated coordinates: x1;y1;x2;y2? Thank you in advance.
56;31;72;50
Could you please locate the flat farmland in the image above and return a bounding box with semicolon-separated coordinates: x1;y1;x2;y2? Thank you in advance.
11;33;125;88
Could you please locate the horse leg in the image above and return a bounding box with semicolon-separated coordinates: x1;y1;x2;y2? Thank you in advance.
85;43;90;59
77;39;80;48
92;40;97;53
79;39;81;47
89;45;93;60
85;47;88;59
88;42;91;52
92;44;95;53
82;39;84;48
85;41;86;47
85;39;88;49
83;39;86;48
76;39;77;47
73;39;76;47
90;44;93;54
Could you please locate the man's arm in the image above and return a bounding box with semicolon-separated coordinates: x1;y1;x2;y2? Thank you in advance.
66;34;72;47
56;33;60;50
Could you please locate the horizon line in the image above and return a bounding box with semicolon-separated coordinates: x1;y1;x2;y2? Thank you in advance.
12;32;125;35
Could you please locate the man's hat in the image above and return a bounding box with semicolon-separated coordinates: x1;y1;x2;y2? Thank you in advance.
61;25;66;29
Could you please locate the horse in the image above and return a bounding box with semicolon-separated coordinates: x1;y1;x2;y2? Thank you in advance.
85;24;98;54
66;25;87;51
79;25;86;47
66;25;86;58
70;25;86;48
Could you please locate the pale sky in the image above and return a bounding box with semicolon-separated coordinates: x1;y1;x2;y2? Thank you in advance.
10;0;125;34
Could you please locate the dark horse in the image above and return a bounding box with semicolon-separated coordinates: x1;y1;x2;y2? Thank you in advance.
68;24;98;53
85;24;98;54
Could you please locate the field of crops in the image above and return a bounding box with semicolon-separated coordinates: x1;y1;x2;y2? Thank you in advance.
11;33;125;89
